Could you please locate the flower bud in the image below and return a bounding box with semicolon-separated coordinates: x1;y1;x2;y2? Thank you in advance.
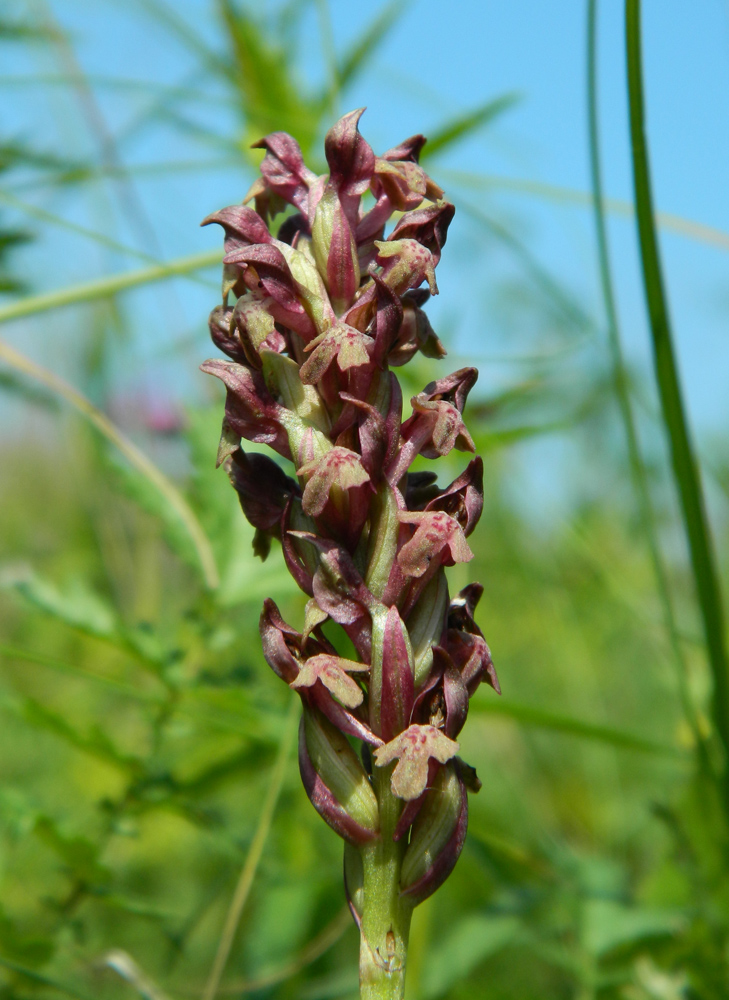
374;239;438;297
405;572;449;687
389;201;455;266
208;305;247;364
400;761;467;904
275;238;335;336
231;295;282;368
250;131;317;215
225;448;298;560
324;108;375;226
200;358;292;460
299;706;379;844
223;243;317;338
312;185;361;313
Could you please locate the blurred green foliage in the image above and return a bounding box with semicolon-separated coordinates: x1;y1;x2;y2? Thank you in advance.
1;2;729;999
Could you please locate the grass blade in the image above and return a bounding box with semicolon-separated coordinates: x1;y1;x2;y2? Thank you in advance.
0;189;217;286
472;697;682;757
626;0;729;778
0;249;220;323
0;339;219;589
421;93;520;160
217;0;319;153
202;907;351;995
458;198;593;332
0;644;161;700
441;169;729;254
587;0;700;744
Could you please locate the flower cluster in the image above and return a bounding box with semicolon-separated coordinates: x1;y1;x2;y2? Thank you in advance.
202;108;496;945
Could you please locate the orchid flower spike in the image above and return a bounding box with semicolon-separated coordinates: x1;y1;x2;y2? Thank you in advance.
202;109;497;1000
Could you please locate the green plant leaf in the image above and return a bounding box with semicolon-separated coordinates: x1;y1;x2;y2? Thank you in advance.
582;899;683;959
34;815;111;887
106;452;205;582
4;694;142;774
2;568;119;640
0;907;55;967
0;955;96;1000
587;0;701;756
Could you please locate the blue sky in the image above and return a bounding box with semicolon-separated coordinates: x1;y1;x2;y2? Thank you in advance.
3;0;729;457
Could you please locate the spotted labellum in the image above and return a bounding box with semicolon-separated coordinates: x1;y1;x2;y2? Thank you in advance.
202;108;497;1000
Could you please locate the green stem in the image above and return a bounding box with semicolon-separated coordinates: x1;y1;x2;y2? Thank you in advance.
359;767;413;1000
587;0;702;747
0;249;221;324
626;0;729;786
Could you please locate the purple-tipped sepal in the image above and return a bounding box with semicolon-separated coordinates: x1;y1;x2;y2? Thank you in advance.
249;131;317;217
446;584;500;695
200;358;293;461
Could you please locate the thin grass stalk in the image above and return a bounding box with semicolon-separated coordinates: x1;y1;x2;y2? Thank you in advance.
0;188;217;286
457;198;592;333
587;0;701;747
625;0;729;787
202;694;298;1000
203;907;351;996
0;249;221;323
442;170;729;254
33;0;160;253
0;339;219;589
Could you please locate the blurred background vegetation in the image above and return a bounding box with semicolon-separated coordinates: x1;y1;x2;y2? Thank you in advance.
2;1;729;998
